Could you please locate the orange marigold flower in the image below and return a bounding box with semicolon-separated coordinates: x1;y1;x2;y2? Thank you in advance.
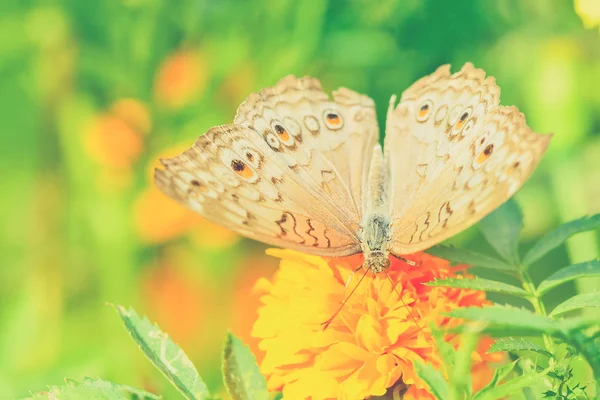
252;250;501;400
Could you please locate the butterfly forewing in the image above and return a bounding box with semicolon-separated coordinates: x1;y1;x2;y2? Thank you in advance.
155;76;379;256
234;76;379;228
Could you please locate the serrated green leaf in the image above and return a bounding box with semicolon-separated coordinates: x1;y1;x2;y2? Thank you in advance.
473;360;518;399
27;377;160;400
537;260;600;295
427;278;530;297
523;213;600;266
447;306;564;337
222;332;268;400
488;338;553;357
426;245;516;271
114;305;211;400
413;361;449;400
549;292;600;317
78;378;160;399
478;199;523;266
472;367;550;400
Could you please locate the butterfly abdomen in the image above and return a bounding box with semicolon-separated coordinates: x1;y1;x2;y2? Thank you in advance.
362;213;391;253
361;212;392;273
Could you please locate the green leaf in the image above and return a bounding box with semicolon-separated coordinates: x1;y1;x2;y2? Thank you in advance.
430;326;456;372
473;367;551;400
114;305;211;400
222;332;268;400
488;338;553;357
28;377;160;400
568;330;600;385
473;360;518;398
550;292;600;317
537;260;600;295
523;213;600;266
478;199;523;266
561;316;600;333
426;245;516;271
427;278;530;297
413;361;449;400
447;306;564;337
450;331;480;399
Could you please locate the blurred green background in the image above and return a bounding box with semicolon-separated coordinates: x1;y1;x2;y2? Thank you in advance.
1;0;599;398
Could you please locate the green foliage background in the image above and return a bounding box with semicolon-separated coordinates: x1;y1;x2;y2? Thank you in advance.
1;0;599;398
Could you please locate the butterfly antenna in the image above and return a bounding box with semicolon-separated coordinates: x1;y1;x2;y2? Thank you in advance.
321;267;370;331
383;271;425;333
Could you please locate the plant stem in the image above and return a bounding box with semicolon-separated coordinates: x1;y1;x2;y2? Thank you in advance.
519;267;555;355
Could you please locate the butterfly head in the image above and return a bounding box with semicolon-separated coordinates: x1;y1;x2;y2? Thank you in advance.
363;251;390;274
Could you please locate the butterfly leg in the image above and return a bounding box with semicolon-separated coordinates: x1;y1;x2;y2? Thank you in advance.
390;253;417;267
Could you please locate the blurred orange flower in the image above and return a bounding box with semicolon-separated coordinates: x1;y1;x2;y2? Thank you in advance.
85;98;150;170
252;250;501;400
134;185;205;244
136;146;239;247
111;98;152;134
231;255;279;361
141;249;210;348
154;49;207;110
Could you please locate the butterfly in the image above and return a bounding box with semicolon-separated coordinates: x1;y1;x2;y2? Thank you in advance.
154;63;550;273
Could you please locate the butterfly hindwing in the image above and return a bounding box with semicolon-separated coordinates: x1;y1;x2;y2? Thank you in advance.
384;63;551;254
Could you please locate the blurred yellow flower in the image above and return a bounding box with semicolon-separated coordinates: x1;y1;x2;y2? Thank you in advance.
252;250;501;400
154;49;207;110
575;0;600;29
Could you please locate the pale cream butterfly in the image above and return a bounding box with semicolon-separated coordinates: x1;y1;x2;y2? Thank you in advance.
154;63;551;273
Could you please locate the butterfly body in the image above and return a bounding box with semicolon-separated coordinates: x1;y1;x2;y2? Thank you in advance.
360;144;392;273
155;64;550;271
